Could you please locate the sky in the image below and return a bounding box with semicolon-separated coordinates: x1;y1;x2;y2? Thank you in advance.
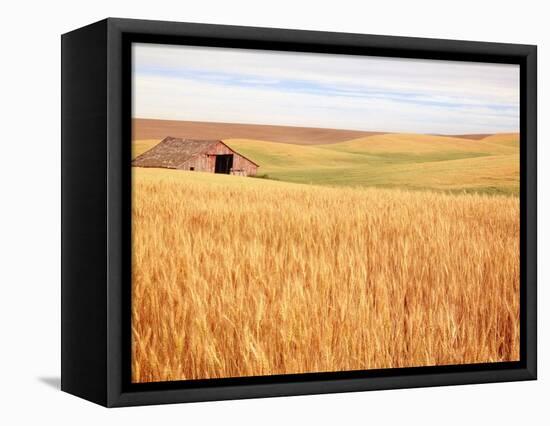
132;43;519;134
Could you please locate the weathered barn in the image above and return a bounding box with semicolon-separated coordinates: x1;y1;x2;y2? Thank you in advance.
132;137;259;176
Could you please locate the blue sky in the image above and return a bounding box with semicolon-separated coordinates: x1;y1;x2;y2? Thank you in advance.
132;43;519;134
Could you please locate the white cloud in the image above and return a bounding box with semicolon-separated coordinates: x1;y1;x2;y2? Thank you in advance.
132;43;519;134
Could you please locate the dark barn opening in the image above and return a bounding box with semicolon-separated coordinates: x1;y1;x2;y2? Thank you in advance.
215;154;233;174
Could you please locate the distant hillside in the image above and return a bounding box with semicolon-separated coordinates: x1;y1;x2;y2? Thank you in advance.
133;118;385;145
444;134;492;140
479;133;520;147
132;130;519;195
223;133;519;195
325;133;518;155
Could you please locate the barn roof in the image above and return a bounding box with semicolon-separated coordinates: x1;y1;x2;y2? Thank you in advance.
133;137;219;168
133;137;261;169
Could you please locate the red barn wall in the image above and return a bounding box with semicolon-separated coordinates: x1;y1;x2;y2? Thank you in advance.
232;153;258;176
179;142;257;176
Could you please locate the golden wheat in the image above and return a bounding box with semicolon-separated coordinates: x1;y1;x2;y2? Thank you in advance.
131;169;519;383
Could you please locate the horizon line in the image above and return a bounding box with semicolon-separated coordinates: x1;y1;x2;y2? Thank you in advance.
133;116;520;137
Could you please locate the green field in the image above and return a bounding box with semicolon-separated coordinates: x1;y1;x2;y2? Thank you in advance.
224;133;519;195
133;132;519;195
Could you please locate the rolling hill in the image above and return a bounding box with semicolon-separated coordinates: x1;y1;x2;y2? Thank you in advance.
132;132;519;195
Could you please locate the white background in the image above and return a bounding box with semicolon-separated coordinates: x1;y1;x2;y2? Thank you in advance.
0;0;546;424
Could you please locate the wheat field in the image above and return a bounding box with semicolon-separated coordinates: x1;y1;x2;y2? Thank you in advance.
131;169;519;383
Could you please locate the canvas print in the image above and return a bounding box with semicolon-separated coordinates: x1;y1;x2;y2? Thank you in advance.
131;43;520;383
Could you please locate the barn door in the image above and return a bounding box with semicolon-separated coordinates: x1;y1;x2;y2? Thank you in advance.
215;154;233;174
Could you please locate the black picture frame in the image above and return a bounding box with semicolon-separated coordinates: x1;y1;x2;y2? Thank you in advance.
61;17;537;407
